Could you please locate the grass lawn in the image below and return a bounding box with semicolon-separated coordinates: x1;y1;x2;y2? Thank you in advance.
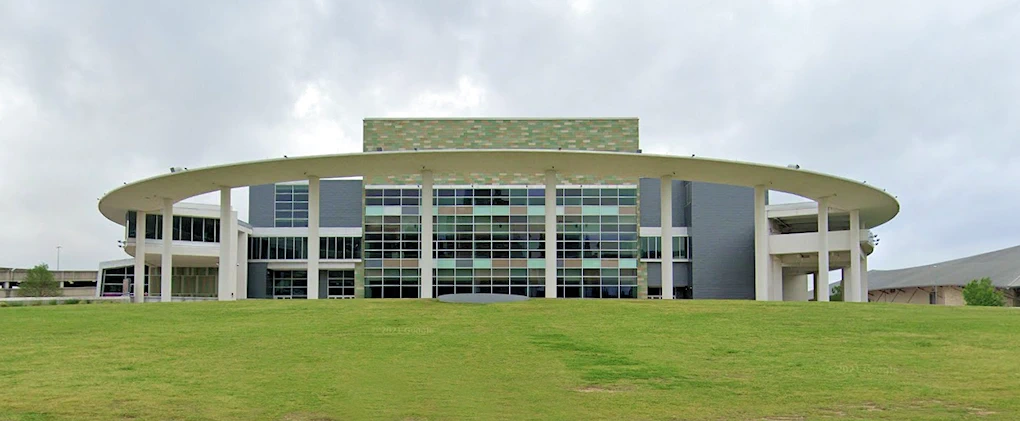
1;299;1018;420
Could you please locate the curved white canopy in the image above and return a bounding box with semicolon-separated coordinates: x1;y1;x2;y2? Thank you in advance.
98;149;899;228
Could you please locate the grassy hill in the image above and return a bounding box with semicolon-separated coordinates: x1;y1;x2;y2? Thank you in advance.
0;299;1018;420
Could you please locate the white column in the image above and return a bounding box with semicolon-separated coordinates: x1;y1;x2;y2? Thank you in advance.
753;185;769;300
846;209;862;302
660;176;673;299
783;273;810;301
236;231;248;299
133;211;147;303
544;170;557;298
816;197;830;302
218;187;233;301
161;198;173;302
307;176;320;300
861;254;869;302
420;170;434;298
770;255;783;300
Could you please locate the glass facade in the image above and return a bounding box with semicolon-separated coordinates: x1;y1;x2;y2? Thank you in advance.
152;267;218;297
364;187;421;298
100;266;146;296
275;184;309;227
432;187;548;298
555;187;639;298
362;185;642;299
126;212;220;243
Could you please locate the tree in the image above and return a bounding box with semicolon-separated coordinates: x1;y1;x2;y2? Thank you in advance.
830;284;844;302
18;264;62;297
962;278;1004;307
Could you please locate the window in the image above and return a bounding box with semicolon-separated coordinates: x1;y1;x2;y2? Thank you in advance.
126;212;220;243
269;270;308;298
319;237;362;260
326;270;355;298
639;236;691;260
275;184;310;227
248;237;309;260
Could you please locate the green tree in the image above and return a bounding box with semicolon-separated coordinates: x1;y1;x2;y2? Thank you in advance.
18;264;62;297
962;278;1004;307
830;284;844;302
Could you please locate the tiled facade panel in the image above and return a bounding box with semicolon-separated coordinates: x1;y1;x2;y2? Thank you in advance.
364;118;638;152
363;119;639;185
637;178;688;227
320;179;364;228
690;182;755;299
248;184;275;228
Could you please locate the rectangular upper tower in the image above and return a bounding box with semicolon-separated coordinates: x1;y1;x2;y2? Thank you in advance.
362;118;639;152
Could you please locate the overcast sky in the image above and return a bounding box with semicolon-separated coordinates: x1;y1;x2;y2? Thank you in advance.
1;0;1018;271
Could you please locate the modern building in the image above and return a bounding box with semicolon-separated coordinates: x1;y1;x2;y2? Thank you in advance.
96;118;898;302
868;244;1020;306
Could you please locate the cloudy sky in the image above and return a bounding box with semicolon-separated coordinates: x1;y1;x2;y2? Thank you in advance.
1;0;1018;271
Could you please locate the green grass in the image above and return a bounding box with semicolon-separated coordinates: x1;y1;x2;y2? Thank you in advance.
1;300;1018;420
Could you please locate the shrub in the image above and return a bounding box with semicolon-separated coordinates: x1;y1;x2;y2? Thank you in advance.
17;264;62;297
962;278;1005;307
830;284;844;302
64;298;81;305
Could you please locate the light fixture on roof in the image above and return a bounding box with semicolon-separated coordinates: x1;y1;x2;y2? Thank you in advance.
787;164;800;169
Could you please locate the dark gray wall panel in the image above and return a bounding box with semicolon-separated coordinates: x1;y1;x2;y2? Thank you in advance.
638;178;687;227
647;262;661;287
247;263;269;298
318;271;327;299
248;184;275;228
673;262;691;287
645;262;692;287
639;178;661;227
690;182;755;299
320;179;363;228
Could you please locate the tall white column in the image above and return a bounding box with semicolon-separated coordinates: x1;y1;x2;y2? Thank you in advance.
161;198;173;302
544;170;557;298
770;256;783;300
660;176;673;299
861;254;869;302
307;176;320;300
816;197;830;302
218;187;233;301
236;231;248;300
420;170;434;298
133;211;147;303
753;185;769;300
847;209;862;302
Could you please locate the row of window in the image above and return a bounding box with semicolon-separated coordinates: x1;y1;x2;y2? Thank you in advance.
248;237;362;260
99;266;218;297
266;270;355;299
126;212;221;243
639;236;692;260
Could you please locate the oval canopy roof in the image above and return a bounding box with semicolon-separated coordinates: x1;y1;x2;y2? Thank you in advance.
98;149;899;228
